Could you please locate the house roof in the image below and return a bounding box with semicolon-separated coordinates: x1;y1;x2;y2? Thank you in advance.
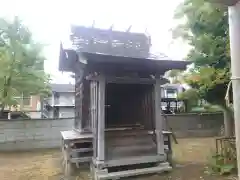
51;84;75;93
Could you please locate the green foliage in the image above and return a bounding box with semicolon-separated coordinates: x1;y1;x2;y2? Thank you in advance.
173;0;235;137
173;0;230;106
164;69;183;83
178;89;199;112
178;88;199;101
0;17;51;110
207;140;237;175
183;67;230;105
207;154;235;175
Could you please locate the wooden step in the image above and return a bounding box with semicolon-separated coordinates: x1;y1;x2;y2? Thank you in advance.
106;135;155;147
70;148;93;153
96;162;172;180
70;157;92;163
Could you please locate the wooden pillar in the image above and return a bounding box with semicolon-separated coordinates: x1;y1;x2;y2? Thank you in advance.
154;78;164;155
78;83;83;131
91;81;98;158
97;76;106;161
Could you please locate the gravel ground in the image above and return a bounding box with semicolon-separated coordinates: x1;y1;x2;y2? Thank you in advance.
0;138;237;180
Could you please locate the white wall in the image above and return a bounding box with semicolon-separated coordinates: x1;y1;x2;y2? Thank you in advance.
59;108;75;118
58;92;75;106
46;92;75;106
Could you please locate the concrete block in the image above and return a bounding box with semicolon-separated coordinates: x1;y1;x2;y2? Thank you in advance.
51;119;73;127
14;134;29;141
51;120;66;127
34;120;51;128
2;121;25;129
51;127;64;133
0;141;16;151
24;121;37;128
0;121;7;126
3;130;25;142
32;128;50;136
24;120;51;128
24;131;36;139
33;135;46;140
14;140;35;150
0;134;5;143
23;135;34;140
5;134;17;141
3;129;25;135
33;133;56;140
31;140;60;149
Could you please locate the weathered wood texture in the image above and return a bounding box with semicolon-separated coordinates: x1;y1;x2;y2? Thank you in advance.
154;79;165;155
90;81;99;158
75;75;91;131
105;130;157;161
74;72;82;130
75;77;164;164
105;83;154;128
97;76;106;161
84;53;189;75
70;26;151;58
59;26;189;73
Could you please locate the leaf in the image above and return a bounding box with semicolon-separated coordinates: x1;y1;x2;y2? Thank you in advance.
220;164;235;175
0;17;51;110
173;0;230;106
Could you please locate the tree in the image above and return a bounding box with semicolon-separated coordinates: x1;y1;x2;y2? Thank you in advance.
0;17;51;116
173;0;233;136
164;69;183;83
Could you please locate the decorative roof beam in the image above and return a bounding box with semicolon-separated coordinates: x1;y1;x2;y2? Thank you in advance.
126;25;132;32
109;24;114;31
92;20;95;28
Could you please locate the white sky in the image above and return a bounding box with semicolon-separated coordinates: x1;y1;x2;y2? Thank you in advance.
0;0;190;84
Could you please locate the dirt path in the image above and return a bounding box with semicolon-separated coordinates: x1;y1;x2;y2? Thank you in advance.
0;138;237;180
0;150;63;180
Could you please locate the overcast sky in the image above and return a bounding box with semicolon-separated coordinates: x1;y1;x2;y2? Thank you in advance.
0;0;190;84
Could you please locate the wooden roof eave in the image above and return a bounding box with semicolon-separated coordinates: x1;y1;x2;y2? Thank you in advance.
59;44;87;73
80;52;190;75
59;47;190;74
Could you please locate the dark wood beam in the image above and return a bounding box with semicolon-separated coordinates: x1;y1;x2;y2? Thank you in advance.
86;76;156;84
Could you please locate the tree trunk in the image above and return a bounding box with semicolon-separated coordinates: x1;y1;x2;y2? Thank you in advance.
0;76;12;118
222;107;234;137
0;104;5;118
0;77;8;118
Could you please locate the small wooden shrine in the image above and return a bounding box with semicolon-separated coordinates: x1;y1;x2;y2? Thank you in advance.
59;26;189;180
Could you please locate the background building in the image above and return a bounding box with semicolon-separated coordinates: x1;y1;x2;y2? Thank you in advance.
161;83;184;99
161;83;185;113
42;84;75;118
